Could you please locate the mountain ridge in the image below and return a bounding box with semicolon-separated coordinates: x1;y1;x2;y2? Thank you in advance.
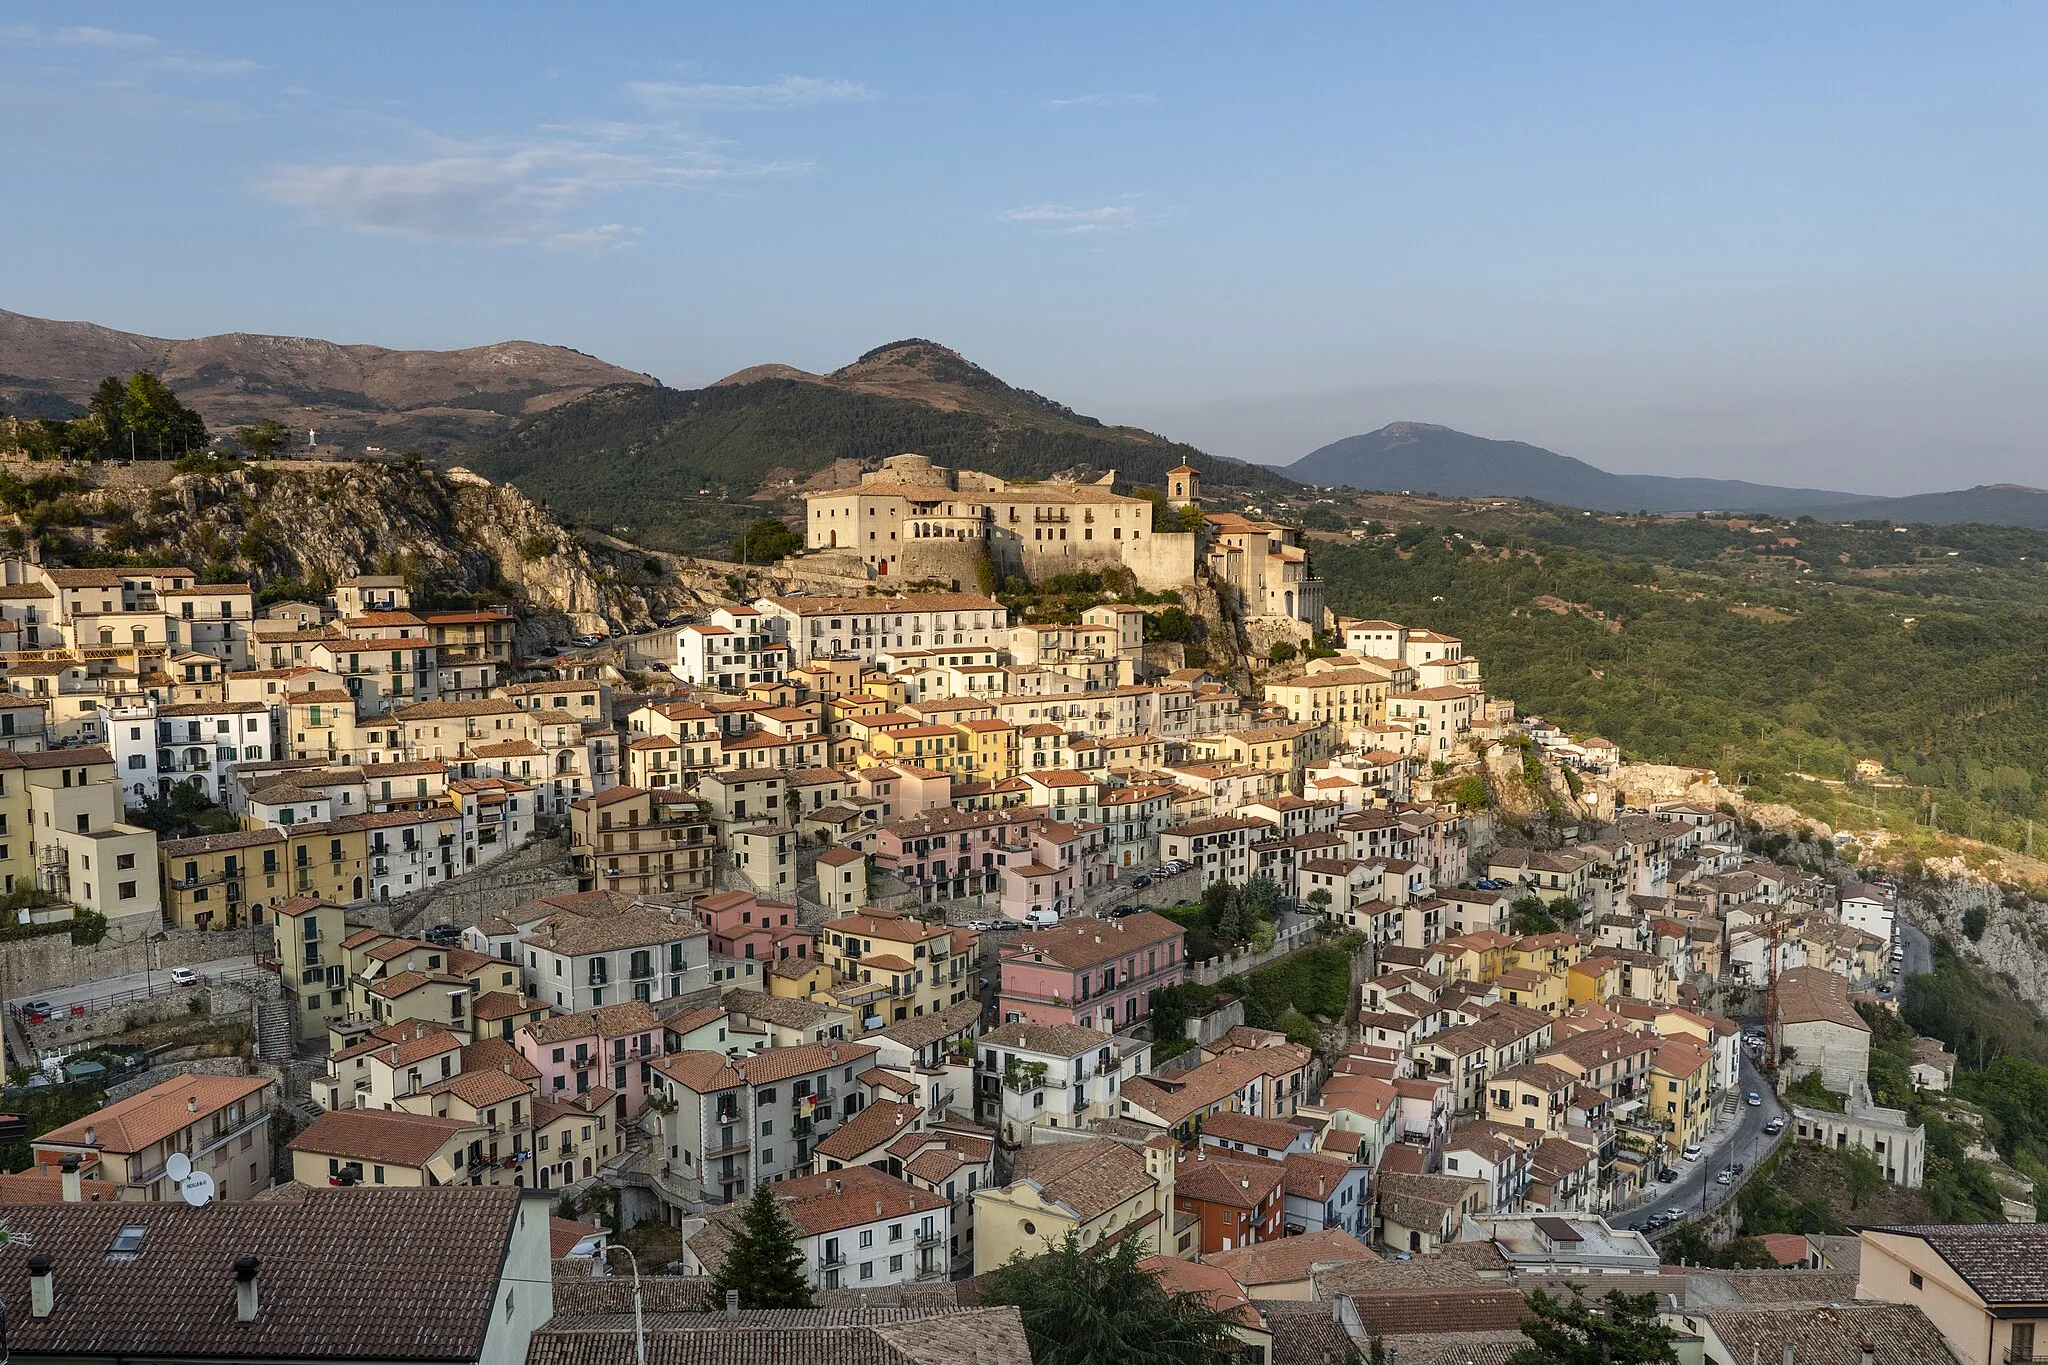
0;307;656;451
1287;420;1878;514
467;338;1295;554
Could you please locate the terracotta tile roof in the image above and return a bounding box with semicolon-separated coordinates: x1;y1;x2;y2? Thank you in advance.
36;1073;272;1155
527;1306;1034;1365
1349;1289;1530;1336
719;988;843;1033
996;911;1182;971
757;1165;944;1237
1775;966;1870;1032
1207;1227;1374;1287
979;1020;1113;1059
1199;1110;1310;1152
814;1100;923;1162
0;1187;527;1361
1701;1301;1958;1365
1004;1137;1155;1222
1866;1224;2048;1304
287;1107;482;1167
462;1037;542;1084
521;1000;661;1046
654;1041;877;1093
418;1066;531;1108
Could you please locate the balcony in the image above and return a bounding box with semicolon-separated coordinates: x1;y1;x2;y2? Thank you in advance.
704;1136;750;1159
916;1227;943;1247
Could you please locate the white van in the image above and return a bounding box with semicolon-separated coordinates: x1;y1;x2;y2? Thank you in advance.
1023;908;1059;928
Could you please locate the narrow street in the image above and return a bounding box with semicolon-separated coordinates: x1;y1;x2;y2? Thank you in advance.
1634;1054;1788;1234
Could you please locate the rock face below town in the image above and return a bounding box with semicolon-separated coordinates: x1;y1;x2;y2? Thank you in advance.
66;460;689;635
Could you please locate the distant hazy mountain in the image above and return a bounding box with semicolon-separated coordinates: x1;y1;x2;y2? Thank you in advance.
1799;485;2048;531
1287;421;1876;514
0;308;655;451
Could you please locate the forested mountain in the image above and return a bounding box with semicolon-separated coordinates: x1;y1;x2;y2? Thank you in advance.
466;339;1294;554
0;307;653;452
1289;421;1874;514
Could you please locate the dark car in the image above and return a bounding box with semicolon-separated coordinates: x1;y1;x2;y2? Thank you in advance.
1132;875;1152;888
1658;1167;1679;1182
1112;904;1143;918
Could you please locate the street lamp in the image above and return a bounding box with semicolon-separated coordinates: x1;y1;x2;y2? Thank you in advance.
601;1244;647;1365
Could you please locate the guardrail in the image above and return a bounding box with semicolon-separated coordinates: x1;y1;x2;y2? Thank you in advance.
11;962;276;1024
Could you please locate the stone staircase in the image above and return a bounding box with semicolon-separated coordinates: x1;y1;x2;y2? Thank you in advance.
253;1001;293;1062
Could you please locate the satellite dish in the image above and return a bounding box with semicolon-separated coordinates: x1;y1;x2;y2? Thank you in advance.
165;1152;192;1182
179;1171;215;1207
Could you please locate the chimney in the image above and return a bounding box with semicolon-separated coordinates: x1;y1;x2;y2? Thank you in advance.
725;1288;740;1316
83;1126;95;1146
187;1096;199;1113
234;1256;261;1322
28;1253;54;1318
1859;1345;1874;1365
59;1153;81;1203
1783;1346;1795;1365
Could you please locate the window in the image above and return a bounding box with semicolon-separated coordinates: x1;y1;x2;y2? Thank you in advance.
859;1229;873;1248
1909;1271;1923;1289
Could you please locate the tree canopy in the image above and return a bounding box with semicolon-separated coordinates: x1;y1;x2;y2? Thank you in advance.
1507;1287;1678;1365
977;1234;1246;1365
704;1184;814;1310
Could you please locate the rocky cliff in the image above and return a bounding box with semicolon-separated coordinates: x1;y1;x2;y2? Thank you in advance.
37;459;693;637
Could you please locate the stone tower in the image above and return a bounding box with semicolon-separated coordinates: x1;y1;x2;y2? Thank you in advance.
1167;464;1200;507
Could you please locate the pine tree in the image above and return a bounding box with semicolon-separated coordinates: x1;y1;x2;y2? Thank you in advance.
705;1184;814;1310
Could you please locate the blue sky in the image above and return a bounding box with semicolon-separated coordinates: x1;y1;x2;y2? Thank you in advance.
4;5;2046;493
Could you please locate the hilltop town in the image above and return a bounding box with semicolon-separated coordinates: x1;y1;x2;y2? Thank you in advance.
0;449;2030;1365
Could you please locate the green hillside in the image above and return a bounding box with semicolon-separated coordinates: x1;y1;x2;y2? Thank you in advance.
466;349;1291;554
1314;511;2048;860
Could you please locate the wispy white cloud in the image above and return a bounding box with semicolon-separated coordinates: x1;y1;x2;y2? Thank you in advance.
628;75;873;112
257;128;804;248
145;52;259;77
1000;200;1144;235
1047;92;1156;110
0;23;157;49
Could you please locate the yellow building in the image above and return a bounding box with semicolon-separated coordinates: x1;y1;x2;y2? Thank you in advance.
159;827;288;931
0;752;35;896
1483;1061;1576;1134
273;896;352;1041
818;906;972;1023
767;953;833;999
868;723;969;774
1649;1036;1715;1154
1508;931;1583;977
1493;966;1566;1016
1261;668;1391;727
1566;956;1623;1006
972;1136;1174;1274
288;1107;488;1188
951;718;1019;781
283;689;371;762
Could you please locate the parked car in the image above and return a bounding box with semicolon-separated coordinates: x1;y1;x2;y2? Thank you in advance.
1715;1170;1733;1185
1662;1207;1684;1221
1764;1117;1786;1135
1657;1167;1679;1183
1681;1142;1704;1161
1746;1091;1762;1106
1111;905;1142;918
1022;909;1059;927
169;967;199;988
21;1000;52;1024
1131;875;1152;889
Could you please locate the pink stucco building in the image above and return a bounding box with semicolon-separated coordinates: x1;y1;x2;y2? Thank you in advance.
515;999;667;1122
996;910;1185;1033
695;889;815;964
997;820;1107;923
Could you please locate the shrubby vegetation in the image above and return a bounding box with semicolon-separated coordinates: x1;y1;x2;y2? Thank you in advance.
1315;512;2048;856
